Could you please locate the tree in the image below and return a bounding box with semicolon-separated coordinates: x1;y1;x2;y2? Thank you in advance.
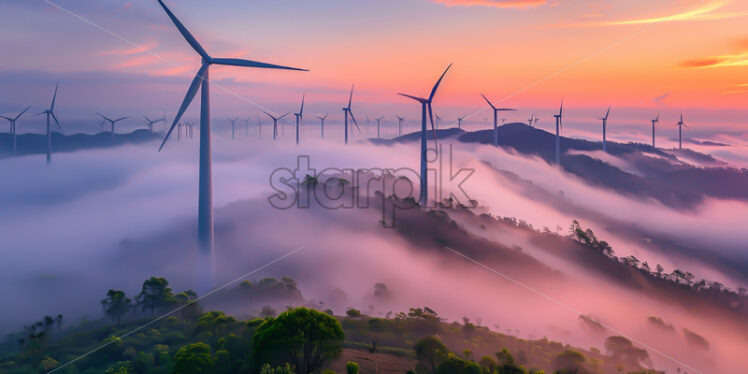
136;277;176;314
435;353;481;374
604;336;649;364
171;342;214;374
253;307;345;374
196;311;237;336
175;290;201;322
346;361;359;374
552;350;586;372
414;336;448;374
346;308;361;318
101;290;132;328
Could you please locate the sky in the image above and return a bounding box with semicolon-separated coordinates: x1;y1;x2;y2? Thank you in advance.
0;0;746;136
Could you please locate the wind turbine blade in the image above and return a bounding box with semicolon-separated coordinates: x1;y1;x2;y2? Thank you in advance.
262;111;275;120
559;100;564;116
115;116;129;122
51;112;61;130
480;93;495;110
34;112;45;117
427;103;437;150
428;63;452;101
655;113;660;122
605;105;611;120
300;93;305;115
0;116;12;121
144;115;152;123
156;0;209;60
50;82;59;111
96;113;111;122
279;112;291;119
159;64;207;151
211;58;308;71
349;111;361;133
398;93;426;102
16;105;31;120
348;85;354;108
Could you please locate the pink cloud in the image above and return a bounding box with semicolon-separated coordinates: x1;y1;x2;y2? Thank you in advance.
432;0;549;9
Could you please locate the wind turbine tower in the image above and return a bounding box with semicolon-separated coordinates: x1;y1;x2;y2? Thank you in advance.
97;113;129;139
396;115;405;136
598;106;611;152
481;94;516;147
676;113;688;150
398;63;452;206
155;0;307;290
0;105;31;154
651;113;659;147
375;116;384;138
317;113;328;139
34;83;61;163
553;101;564;165
342;85;361;144
264;112;290;141
294;93;305;145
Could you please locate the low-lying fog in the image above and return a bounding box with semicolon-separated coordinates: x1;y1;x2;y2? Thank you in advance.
1;126;746;373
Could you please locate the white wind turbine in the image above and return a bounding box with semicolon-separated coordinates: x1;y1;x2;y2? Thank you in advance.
155;0;307;289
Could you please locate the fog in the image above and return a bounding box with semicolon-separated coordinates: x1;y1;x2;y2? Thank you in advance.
1;128;746;373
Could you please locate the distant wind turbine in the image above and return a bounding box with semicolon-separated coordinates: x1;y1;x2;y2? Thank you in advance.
676;113;688;150
256;115;262;139
294;93;305;145
317;113;328;139
342;85;361;144
651;113;659;147
97;113;129;139
245;118;250;136
457;115;465;129
395;115;405;136
264;112;290;141
481;93;516;147
398;63;452;206
527;114;538;127
598;106;611;152
435;114;442;130
34;83;61;163
375;116;384;138
144;115;165;133
186;121;195;139
0;105;31;154
228;118;239;140
155;0;307;289
553;100;564;165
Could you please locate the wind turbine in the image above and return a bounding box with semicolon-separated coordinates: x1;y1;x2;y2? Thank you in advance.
245;117;250;136
317;113;328;139
144;115;165;133
435;114;442;130
598;106;611;152
186;121;195;139
177;122;183;141
256;115;262;139
228;118;239;140
651;113;659;147
398;63;452;206
375;116;384;138
34;83;61;163
676;113;688;150
155;0;307;289
342;85;361;144
457;115;465;129
294;93;305;145
0;105;31;154
264;112;290;141
553;101;564;165
528;114;538;127
97;113;129;139
481;93;516;147
395;115;405;136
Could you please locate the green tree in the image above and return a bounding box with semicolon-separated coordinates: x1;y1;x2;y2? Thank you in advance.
101;290;132;328
435;353;481;374
253;307;345;374
414;336;448;374
604;336;648;364
346;361;359;374
137;277;176;315
174;290;201;322
171;342;214;374
552;350;586;372
196;311;237;336
260;363;295;374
